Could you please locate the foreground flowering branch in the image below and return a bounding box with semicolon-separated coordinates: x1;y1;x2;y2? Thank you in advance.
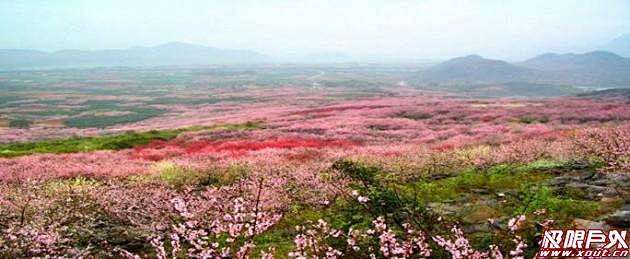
288;214;531;259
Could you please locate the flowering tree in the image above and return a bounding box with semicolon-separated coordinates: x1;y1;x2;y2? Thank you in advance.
573;125;630;172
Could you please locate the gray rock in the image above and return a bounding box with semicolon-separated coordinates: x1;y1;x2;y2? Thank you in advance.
550;176;572;185
463;223;490;233
605;210;630;228
573;218;605;230
479;198;499;207
603;188;618;197
564;182;618;200
616;181;630;188
579;171;597;180
591;179;612;186
567;183;607;192
610;174;630;188
471;188;489;194
427;203;460;215
429;173;451;180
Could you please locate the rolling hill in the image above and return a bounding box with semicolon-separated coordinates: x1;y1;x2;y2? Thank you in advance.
419;55;538;84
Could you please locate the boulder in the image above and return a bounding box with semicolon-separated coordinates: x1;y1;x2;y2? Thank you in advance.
605;210;630;228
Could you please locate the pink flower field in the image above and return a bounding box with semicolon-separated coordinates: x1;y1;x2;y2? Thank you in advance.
1;83;629;258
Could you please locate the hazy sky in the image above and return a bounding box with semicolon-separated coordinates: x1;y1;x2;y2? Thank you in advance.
2;0;629;60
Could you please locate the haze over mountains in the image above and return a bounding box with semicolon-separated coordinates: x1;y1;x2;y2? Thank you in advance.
0;42;271;69
1;36;630;88
0;42;369;69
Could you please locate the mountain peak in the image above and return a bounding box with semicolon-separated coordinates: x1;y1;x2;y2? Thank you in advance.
534;53;560;59
582;50;622;59
451;54;484;62
152;42;210;50
421;54;530;84
463;54;483;59
602;33;630;57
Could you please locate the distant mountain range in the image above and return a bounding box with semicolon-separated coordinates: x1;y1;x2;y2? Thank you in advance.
519;51;629;71
2;40;630;88
0;43;366;69
0;42;271;69
419;51;630;87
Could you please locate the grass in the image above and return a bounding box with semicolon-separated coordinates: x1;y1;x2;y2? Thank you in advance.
252;207;323;256
149;161;250;188
44;176;102;193
0;130;179;157
251;201;360;257
151;161;206;188
402;160;601;225
513;185;599;223
0;122;262;157
514;159;564;172
407;164;553;204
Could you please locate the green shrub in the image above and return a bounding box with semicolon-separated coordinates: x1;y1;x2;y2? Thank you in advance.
518;115;549;124
332;159;438;231
153;162;209;188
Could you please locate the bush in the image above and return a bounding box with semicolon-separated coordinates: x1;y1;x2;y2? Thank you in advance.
332;159;438;231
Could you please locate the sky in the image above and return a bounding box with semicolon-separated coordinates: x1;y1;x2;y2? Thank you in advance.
1;0;629;61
